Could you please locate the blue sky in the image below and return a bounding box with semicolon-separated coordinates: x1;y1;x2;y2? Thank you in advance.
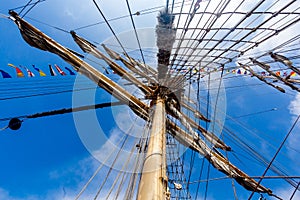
0;1;300;200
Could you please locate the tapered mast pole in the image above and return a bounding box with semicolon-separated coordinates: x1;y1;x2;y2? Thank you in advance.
137;98;169;200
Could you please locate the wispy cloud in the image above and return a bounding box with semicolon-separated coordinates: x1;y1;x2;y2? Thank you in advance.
275;186;300;200
46;127;135;199
289;93;300;117
0;188;39;200
287;93;300;171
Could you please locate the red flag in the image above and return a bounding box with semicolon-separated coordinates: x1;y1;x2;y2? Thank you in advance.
21;66;35;77
54;64;66;76
290;71;296;77
8;63;25;78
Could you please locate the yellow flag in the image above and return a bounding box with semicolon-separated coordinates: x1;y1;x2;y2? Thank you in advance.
32;65;46;76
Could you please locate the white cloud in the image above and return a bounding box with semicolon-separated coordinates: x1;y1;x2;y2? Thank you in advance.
275;186;300;200
289;93;300;117
45;128;138;199
0;188;39;200
287;93;300;162
0;188;16;200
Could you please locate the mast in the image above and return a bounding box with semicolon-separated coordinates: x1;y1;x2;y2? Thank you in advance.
138;8;174;199
8;9;277;199
137;98;168;200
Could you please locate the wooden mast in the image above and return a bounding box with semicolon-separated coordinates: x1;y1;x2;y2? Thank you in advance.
137;8;175;199
137;98;168;200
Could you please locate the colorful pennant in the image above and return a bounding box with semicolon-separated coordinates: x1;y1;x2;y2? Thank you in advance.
32;65;47;76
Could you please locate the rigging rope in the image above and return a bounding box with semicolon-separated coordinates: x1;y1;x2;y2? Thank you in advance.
222;122;300;190
0;87;95;101
248;114;300;199
166;132;191;199
186;79;196;196
9;0;46;11
170;0;258;84
92;0;131;58
179;69;298;198
125;120;151;199
232;108;278;119
194;62;203;200
105;141;135;199
290;181;300;200
21;0;43;18
162;0;198;86
167;0;300;88
203;72;211;200
93;132;130;199
197;93;300;190
26;16;69;33
106;117;146;199
18;0;33;16
182;0;233;62
167;0;232;87
74;1;193;31
189;176;300;184
74;132;128;200
125;0;146;65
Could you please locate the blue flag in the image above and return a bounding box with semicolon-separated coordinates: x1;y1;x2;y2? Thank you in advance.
0;70;12;78
65;67;76;75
